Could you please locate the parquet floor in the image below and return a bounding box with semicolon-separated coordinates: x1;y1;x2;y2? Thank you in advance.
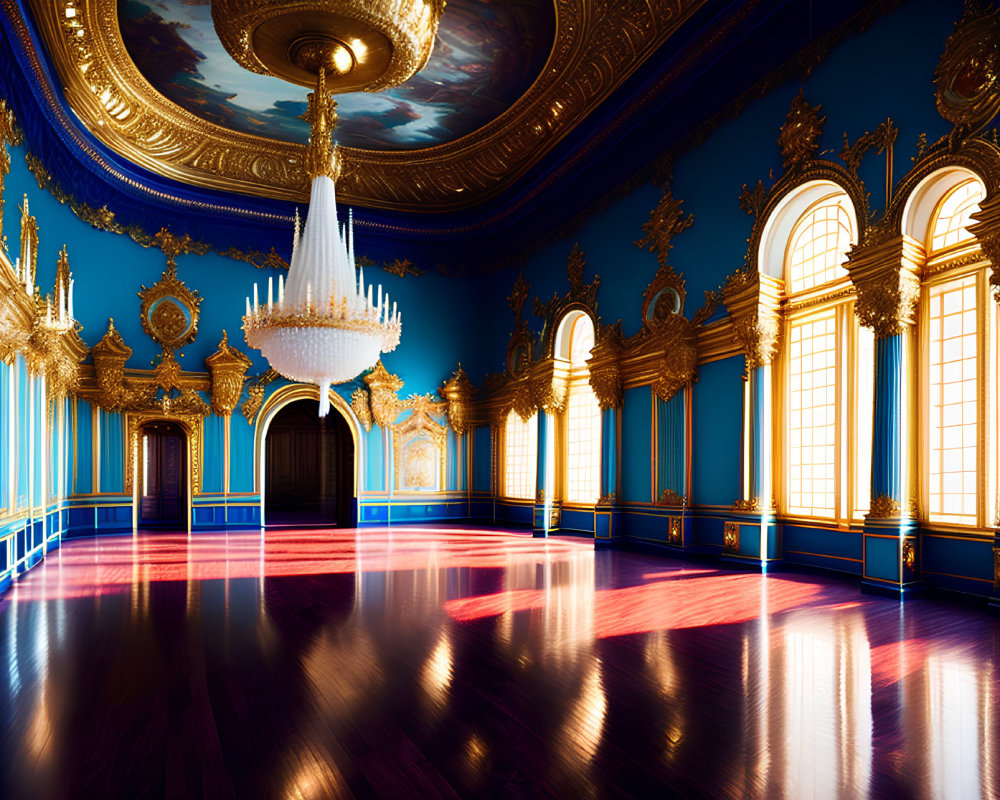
1;527;999;799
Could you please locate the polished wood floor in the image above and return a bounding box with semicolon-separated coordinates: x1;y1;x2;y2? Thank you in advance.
2;528;999;799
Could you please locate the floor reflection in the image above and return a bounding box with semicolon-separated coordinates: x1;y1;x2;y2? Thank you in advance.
1;529;999;798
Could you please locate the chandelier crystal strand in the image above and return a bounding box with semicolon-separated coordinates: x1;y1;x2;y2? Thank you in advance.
243;67;401;417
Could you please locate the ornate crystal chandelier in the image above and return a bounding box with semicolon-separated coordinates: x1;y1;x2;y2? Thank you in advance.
223;0;445;415
243;70;401;417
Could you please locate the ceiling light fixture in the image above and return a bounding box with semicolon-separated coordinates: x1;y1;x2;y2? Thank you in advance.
224;0;445;415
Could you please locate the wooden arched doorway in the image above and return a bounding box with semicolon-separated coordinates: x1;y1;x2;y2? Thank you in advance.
264;399;354;527
139;420;187;528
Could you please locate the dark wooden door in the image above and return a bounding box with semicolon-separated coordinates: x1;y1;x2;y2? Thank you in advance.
265;400;354;527
140;422;186;527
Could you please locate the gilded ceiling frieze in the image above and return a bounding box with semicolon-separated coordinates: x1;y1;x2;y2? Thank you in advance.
27;0;706;211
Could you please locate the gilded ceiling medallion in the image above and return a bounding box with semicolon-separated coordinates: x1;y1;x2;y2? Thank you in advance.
27;0;706;210
210;0;444;92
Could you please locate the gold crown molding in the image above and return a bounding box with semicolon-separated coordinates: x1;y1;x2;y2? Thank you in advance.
27;0;706;211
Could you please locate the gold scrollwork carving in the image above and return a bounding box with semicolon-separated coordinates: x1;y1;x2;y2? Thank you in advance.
902;539;917;572
635;186;694;266
205;331;252;417
534;245;600;349
364;360;404;427
597;492;617;505
658;489;687;508
241;368;279;423
351;387;373;433
723;521;740;553
778;89;826;173
845;235;922;338
869;494;901;518
935;1;1000;139
588;322;623;411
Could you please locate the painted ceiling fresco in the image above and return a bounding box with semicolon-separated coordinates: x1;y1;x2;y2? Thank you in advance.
117;0;555;151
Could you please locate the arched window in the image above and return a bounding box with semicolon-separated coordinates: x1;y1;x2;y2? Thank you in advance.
780;190;872;521
503;409;537;500
785;195;853;293
916;173;989;526
928;178;984;253
558;312;601;504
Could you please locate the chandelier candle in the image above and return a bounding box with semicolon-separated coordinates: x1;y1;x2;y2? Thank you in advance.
243;68;402;417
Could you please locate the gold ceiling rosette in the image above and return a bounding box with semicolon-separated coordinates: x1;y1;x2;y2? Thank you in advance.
210;0;445;92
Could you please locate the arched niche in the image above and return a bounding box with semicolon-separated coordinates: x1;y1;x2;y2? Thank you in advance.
553;308;595;363
757;179;859;280
254;384;364;526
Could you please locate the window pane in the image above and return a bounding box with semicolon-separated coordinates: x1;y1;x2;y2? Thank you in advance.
786;196;853;293
565;385;601;504
927;274;978;524
787;310;838;517
929;179;984;253
504;410;537;500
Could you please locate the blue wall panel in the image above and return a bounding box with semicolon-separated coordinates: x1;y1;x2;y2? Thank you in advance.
202;415;225;494
366;427;385;493
622;386;651;504
98;409;124;494
229;415;255;493
472;426;491;493
692;357;742;507
73;399;93;495
560;507;594;535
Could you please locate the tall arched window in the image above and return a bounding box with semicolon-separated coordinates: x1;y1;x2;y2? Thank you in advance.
503;409;537;500
914;172;991;526
558;312;601;504
780;190;873;521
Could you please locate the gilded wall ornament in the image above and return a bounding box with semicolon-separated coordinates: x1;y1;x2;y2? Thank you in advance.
438;364;476;435
393;394;448;492
668;516;682;545
364;360;404;427
351;387;373;433
868;494;902;518
534;245;600;343
588;329;624;411
597;492;617;505
138;260;203;351
91;319;132;412
507;272;531;321
993;545;1000;592
777;90;826;172
738;179;769;219
241;368;279;423
658;489;687;508
723;521;740;552
382;258;425;278
935;0;1000;138
902;539;917;572
19;195;38;288
635;187;695;266
0;98;23;237
205;331;252;416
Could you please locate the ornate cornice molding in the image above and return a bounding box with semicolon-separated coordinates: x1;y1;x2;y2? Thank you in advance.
27;0;707;212
845;234;923;338
722;270;782;373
